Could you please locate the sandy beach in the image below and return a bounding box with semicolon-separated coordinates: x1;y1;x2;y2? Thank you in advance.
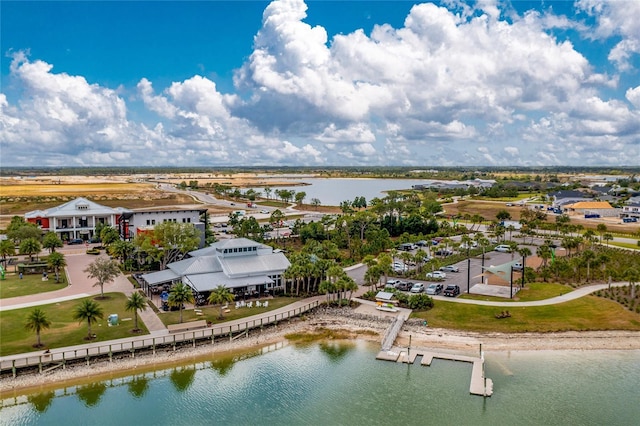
2;309;640;397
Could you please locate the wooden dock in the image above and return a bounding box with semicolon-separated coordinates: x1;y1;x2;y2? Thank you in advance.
376;347;493;397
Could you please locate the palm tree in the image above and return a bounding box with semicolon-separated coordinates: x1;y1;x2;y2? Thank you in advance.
0;239;16;265
125;292;148;332
25;307;51;348
624;267;639;300
19;237;42;262
168;282;194;323
84;257;121;298
208;285;235;319
42;232;63;253
109;240;135;269
517;247;532;287
73;299;104;340
46;252;66;282
581;250;596;282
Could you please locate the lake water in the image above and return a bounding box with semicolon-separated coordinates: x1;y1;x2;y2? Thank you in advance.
249;178;431;206
2;341;639;425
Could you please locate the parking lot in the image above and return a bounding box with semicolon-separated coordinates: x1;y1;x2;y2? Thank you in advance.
389;245;531;298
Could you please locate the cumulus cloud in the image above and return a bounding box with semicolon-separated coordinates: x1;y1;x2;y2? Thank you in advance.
576;0;640;71
1;1;639;167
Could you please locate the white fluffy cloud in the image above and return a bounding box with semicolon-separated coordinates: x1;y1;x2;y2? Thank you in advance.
577;0;640;71
1;1;639;167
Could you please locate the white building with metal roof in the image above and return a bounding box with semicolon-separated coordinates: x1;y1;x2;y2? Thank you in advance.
140;238;291;298
25;197;130;242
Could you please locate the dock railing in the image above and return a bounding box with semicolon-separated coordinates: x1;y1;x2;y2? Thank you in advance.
1;300;320;377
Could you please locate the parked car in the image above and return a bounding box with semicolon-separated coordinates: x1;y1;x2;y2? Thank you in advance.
426;283;443;295
426;271;447;279
440;265;459;273
68;238;84;245
435;249;454;257
459;241;478;250
398;243;416;251
396;281;413;291
494;244;511;253
415;240;429;247
260;209;269;214
385;279;400;288
410;283;425;293
443;284;461;297
512;262;523;271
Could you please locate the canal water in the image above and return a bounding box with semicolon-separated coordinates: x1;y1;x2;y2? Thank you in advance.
1;341;638;425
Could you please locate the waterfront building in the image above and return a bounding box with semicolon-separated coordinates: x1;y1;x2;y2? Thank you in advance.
139;238;290;298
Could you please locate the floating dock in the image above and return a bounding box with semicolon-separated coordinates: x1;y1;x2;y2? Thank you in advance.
376;347;493;397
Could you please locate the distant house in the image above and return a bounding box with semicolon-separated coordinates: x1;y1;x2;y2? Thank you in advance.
621;203;640;220
139;238;291;298
549;190;592;208
564;201;619;218
25;197;130;242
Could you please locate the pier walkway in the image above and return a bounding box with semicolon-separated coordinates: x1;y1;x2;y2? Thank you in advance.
376;346;493;397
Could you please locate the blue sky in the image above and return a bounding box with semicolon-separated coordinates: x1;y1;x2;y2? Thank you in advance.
1;0;639;167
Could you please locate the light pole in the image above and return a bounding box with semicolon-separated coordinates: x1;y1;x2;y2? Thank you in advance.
467;247;471;294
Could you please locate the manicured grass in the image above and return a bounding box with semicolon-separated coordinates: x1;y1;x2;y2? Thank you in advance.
155;297;300;326
0;272;67;299
460;282;573;302
412;296;640;333
0;293;149;356
607;242;640;250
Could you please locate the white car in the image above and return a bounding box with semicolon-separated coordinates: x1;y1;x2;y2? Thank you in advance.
494;244;511;253
410;283;425;293
260;209;269;214
426;271;447;279
440;265;459;273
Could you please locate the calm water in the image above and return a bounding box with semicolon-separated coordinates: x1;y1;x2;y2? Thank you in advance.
1;342;639;426
250;178;430;206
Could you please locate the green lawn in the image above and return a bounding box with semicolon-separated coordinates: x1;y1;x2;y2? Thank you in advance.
155;297;300;326
0;272;67;299
0;293;149;356
412;295;640;333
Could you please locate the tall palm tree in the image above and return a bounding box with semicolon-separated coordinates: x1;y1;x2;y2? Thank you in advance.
208;285;235;319
581;250;596;282
125;292;148;332
517;247;532;287
19;237;42;262
46;252;66;282
73;299;104;340
0;239;16;265
25;307;51;348
168;282;194;323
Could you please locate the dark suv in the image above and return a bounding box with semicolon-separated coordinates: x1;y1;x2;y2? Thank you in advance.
395;281;413;292
443;285;461;297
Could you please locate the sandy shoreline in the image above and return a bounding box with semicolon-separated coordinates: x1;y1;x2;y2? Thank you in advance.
2;311;640;397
